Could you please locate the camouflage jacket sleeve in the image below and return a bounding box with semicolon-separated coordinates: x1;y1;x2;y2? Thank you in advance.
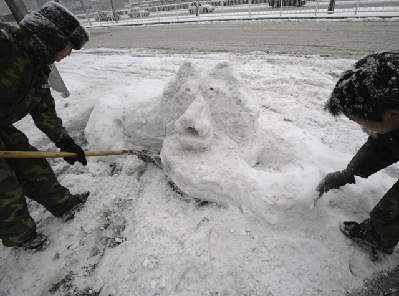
29;65;72;143
1;23;71;143
347;132;399;178
0;23;31;118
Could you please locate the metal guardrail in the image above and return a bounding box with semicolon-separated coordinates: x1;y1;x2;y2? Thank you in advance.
76;0;399;27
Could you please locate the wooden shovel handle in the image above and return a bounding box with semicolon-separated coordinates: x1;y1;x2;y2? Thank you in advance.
0;150;131;159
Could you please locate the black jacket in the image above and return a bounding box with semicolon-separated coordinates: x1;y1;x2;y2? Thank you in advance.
348;129;399;178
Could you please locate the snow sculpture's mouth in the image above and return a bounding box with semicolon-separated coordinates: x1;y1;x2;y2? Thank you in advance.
186;127;198;136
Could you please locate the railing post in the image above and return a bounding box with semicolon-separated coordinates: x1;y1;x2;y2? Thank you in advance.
79;0;92;26
109;0;118;22
327;0;335;14
354;0;360;15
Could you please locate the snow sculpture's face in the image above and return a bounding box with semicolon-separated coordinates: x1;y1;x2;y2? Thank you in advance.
159;61;271;209
159;61;261;152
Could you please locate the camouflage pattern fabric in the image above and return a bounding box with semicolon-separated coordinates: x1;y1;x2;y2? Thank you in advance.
370;180;399;249
0;23;78;247
0;126;79;247
0;22;70;143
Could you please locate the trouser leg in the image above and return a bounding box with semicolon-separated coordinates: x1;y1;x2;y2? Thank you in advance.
0;126;79;247
0;128;36;247
3;126;79;217
370;180;399;249
9;156;79;217
0;159;36;246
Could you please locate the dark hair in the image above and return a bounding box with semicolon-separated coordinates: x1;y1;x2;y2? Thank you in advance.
325;51;399;122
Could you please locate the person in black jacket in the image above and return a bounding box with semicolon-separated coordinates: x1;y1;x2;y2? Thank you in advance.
317;51;399;255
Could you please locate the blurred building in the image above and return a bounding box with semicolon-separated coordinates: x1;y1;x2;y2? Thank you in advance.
0;0;130;15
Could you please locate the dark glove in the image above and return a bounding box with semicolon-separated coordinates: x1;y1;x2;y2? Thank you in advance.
55;138;87;166
317;168;355;195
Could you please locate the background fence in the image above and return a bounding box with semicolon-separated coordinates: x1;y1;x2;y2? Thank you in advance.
74;0;399;27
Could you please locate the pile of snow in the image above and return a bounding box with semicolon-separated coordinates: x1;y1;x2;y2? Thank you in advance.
85;61;266;210
1;48;399;296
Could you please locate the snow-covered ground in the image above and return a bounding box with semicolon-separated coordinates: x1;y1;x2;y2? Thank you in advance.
1;48;399;296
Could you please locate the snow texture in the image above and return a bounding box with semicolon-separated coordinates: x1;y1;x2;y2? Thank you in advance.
1;48;399;296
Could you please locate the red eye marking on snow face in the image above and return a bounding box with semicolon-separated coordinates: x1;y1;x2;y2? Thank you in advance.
210;87;214;91
185;88;191;92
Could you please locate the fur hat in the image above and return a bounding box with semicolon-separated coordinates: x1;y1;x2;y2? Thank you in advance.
20;1;89;64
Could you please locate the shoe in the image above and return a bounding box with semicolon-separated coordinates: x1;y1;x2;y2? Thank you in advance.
340;219;395;255
62;192;90;222
17;233;49;251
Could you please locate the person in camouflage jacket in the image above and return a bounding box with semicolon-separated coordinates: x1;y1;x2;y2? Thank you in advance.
0;2;90;250
317;51;399;255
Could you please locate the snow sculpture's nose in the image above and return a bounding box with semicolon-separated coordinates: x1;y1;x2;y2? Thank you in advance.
174;96;214;150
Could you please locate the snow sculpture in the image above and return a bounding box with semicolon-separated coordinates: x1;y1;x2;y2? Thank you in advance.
85;61;294;220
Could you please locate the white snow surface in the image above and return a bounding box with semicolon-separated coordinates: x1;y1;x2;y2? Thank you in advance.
1;48;399;296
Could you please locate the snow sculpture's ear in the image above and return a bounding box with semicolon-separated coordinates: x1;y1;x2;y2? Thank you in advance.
200;61;260;142
174;96;214;150
209;61;240;83
160;61;200;135
162;61;197;102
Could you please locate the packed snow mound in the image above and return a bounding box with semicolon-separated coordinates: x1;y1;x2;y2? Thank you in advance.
85;80;166;151
85;61;326;220
6;50;399;296
85;61;261;155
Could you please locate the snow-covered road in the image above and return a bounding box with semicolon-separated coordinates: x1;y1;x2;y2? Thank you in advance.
86;19;399;58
